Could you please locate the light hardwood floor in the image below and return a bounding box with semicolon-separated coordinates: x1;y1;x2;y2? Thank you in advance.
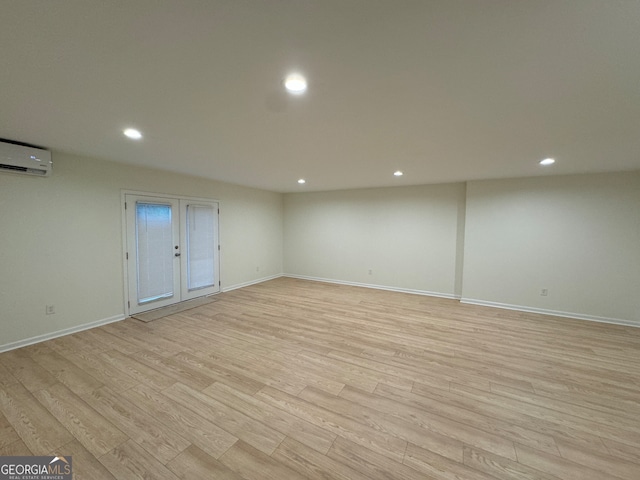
1;277;639;479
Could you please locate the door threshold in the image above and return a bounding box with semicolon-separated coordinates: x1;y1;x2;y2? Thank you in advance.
131;296;219;323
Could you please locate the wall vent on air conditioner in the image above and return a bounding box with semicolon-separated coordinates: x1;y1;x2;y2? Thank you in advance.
0;139;52;177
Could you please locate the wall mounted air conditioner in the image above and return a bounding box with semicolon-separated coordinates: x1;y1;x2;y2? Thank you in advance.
0;140;52;177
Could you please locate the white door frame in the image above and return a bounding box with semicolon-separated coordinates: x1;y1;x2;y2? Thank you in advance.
121;190;220;317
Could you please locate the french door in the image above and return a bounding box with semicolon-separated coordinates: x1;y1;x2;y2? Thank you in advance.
124;193;220;315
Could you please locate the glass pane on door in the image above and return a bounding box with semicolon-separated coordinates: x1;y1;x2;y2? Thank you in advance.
186;204;215;291
135;202;175;303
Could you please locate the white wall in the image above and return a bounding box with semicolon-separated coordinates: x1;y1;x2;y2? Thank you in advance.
462;172;640;324
0;152;283;350
284;184;466;297
2;155;637;351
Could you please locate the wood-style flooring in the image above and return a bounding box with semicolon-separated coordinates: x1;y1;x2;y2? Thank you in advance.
1;277;639;479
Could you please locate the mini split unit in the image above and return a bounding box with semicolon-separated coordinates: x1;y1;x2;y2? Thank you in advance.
0;139;52;177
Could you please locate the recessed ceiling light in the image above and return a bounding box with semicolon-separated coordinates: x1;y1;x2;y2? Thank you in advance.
394;170;404;177
123;128;142;140
284;73;307;95
298;179;306;184
539;158;555;166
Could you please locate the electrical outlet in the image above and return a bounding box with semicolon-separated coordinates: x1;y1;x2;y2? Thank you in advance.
45;305;55;315
540;288;548;297
256;266;260;272
368;269;373;275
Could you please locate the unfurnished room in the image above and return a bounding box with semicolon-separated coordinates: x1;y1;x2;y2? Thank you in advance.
1;1;639;479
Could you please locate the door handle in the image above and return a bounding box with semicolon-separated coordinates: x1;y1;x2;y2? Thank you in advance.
175;253;181;257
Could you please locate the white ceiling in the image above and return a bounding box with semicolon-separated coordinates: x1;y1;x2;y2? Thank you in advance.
1;0;639;192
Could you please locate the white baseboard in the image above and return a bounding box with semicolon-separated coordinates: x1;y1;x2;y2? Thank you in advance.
284;275;638;328
1;275;285;352
5;285;631;354
460;298;639;328
222;273;284;293
0;313;127;353
284;274;460;300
